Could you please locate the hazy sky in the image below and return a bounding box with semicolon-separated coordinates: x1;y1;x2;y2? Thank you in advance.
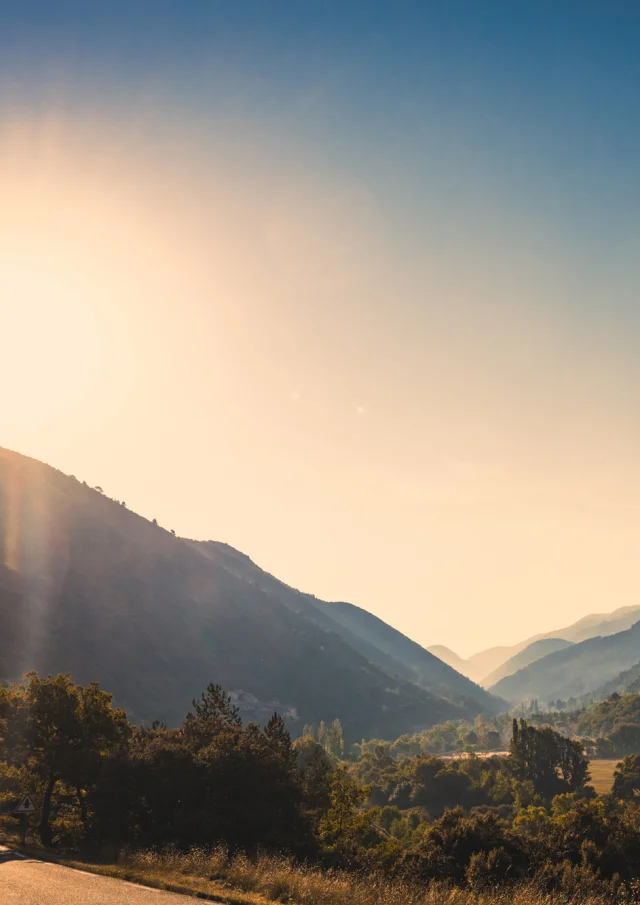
1;2;639;656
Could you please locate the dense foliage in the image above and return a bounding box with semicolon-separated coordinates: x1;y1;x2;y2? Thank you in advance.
373;693;640;761
3;674;640;901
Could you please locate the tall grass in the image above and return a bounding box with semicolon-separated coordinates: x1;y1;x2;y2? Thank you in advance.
125;847;620;905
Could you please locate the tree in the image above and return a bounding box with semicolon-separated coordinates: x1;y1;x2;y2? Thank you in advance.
0;683;28;765
183;683;241;741
69;681;130;826
318;767;373;851
325;719;344;759
612;755;640;799
408;807;510;884
264;713;297;772
22;673;129;845
293;737;333;829
558;735;590;791
463;730;479;750
608;722;640;757
509;719;589;800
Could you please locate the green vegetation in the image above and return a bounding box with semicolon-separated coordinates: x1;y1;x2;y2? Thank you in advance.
358;715;507;758
4;672;640;903
503;693;640;759
395;692;640;763
595;663;640;698
3;450;640;901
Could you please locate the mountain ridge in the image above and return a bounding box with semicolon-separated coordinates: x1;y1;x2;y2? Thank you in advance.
430;605;640;685
195;541;501;714
490;621;640;705
482;638;576;688
0;446;493;740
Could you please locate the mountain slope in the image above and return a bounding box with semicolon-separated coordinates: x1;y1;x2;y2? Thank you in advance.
490;622;640;704
0;447;488;740
591;663;640;700
195;542;501;714
482;638;575;688
315;601;501;711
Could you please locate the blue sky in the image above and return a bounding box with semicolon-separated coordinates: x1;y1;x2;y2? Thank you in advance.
3;2;639;229
4;1;639;287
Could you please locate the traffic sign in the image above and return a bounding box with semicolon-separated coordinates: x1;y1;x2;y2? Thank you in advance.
14;794;37;814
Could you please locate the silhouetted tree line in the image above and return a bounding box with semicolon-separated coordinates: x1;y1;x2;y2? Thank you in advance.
4;676;640;899
0;674;335;856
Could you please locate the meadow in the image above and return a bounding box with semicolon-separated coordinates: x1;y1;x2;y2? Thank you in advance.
588;759;618;794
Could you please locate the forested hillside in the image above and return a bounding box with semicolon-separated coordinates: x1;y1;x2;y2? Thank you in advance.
197;542;500;713
0;447;492;740
593;663;640;699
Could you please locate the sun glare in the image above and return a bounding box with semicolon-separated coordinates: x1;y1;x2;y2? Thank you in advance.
1;267;104;424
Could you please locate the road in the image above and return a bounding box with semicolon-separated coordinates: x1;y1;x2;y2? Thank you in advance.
0;846;193;904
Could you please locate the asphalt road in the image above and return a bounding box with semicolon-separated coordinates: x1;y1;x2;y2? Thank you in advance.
0;846;192;904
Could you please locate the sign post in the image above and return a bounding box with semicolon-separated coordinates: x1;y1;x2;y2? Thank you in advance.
13;794;37;846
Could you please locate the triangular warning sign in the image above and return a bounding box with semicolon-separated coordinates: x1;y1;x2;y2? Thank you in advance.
14;794;37;814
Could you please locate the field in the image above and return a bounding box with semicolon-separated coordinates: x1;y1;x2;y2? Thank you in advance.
440;754;619;794
589;759;619;794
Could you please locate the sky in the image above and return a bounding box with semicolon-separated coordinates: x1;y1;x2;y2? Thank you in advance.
1;1;639;657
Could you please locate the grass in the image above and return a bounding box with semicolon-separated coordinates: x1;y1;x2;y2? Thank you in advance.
3;831;628;905
66;846;627;905
2;839;253;904
589;759;619;795
3;838;621;905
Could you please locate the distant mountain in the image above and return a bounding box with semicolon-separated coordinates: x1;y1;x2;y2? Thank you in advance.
426;645;517;683
546;607;640;644
427;645;480;680
469;647;520;682
0;447;493;742
482;638;575;688
435;605;640;688
490;621;640;705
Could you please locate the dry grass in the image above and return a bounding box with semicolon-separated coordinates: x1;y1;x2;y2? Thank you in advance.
3;839;625;905
589;759;619;794
121;848;618;905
